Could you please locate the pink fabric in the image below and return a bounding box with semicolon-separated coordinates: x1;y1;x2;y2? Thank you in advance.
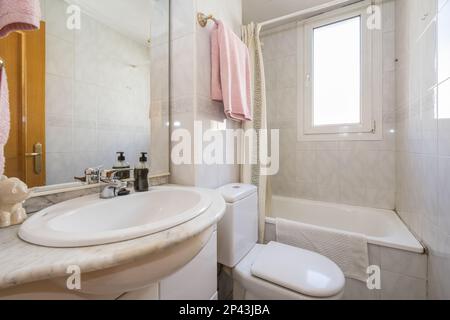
211;21;252;122
211;30;222;101
0;0;41;38
0;67;10;176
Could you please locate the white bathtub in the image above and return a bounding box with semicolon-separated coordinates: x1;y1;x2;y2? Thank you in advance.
266;196;424;254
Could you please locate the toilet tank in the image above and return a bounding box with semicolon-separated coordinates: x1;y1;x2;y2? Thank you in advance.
217;184;258;268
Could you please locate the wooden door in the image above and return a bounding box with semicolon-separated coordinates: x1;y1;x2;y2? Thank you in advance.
0;22;46;187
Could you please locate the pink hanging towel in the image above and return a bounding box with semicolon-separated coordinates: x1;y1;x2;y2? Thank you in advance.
211;21;252;122
0;67;10;176
0;0;41;38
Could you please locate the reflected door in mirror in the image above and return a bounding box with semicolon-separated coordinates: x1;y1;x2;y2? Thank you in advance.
0;22;46;187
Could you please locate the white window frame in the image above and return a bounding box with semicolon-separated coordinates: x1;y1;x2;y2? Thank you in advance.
298;0;383;141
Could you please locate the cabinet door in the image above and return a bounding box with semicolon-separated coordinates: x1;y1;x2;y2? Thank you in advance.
0;22;46;186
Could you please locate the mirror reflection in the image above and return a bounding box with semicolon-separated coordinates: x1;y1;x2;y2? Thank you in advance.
0;0;170;188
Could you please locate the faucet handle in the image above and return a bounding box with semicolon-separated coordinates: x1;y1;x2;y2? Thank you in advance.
86;165;103;175
83;166;103;184
74;176;87;183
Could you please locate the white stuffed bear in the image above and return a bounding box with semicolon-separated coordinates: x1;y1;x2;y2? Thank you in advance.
0;176;29;228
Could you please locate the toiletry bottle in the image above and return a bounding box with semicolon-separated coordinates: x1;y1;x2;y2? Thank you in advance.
113;152;130;180
134;152;149;192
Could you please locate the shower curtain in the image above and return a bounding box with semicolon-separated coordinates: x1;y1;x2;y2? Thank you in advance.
241;23;270;243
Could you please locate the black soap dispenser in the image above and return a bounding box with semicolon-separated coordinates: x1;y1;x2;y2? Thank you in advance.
134;152;149;192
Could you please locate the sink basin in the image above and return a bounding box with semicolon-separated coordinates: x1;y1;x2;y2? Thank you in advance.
19;187;212;248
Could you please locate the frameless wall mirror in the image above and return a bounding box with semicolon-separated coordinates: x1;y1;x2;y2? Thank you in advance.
0;0;170;189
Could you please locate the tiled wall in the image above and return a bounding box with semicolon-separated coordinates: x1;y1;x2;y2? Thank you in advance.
44;0;151;185
262;0;397;210
395;0;450;299
347;244;427;300
170;0;242;188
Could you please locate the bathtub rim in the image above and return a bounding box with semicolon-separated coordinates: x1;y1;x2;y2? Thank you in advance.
266;197;424;254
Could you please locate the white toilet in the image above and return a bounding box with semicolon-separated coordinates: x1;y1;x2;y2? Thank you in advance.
217;184;346;300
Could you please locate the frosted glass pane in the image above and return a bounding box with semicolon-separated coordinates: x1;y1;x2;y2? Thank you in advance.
313;16;361;126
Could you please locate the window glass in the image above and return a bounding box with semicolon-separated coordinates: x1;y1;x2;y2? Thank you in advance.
313;16;361;126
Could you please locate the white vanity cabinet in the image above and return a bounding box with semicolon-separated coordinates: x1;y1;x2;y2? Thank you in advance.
160;231;218;300
0;186;225;300
118;231;218;300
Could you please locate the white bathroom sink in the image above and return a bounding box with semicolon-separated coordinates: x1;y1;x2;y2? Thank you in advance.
19;187;212;248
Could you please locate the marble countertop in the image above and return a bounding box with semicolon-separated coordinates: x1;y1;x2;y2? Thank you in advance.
0;187;226;290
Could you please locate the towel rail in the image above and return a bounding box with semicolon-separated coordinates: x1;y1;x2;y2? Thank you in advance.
197;12;218;27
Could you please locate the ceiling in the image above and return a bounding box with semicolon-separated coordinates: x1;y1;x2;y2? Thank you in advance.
243;0;346;24
68;0;153;44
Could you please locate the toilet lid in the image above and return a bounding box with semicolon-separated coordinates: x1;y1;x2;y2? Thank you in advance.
251;242;345;298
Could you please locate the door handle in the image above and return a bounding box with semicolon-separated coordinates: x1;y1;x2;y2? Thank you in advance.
26;143;42;175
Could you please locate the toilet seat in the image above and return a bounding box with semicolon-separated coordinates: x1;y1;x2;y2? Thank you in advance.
233;242;345;300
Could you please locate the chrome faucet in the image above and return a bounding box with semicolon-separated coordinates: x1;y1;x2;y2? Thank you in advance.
99;168;133;199
75;166;102;184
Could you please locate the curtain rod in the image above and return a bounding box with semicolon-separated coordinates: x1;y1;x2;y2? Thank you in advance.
259;0;359;28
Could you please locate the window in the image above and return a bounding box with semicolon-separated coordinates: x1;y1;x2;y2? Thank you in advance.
298;1;382;141
313;16;361;127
